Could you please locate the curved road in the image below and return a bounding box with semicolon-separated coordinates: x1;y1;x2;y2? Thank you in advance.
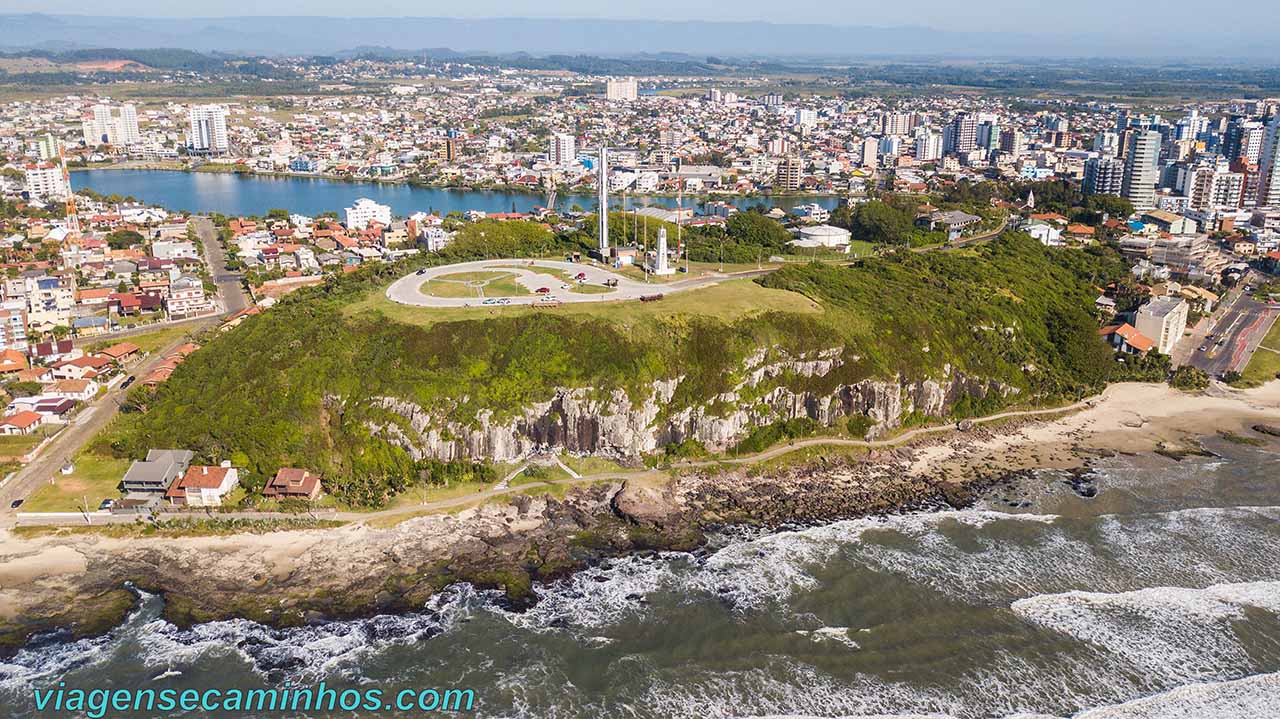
386;259;753;308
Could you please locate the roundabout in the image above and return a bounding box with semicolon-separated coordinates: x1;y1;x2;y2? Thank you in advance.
385;259;721;308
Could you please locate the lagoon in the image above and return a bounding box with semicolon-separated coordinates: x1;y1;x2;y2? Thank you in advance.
71;169;843;218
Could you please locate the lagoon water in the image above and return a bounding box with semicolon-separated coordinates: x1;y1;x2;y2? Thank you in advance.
70;170;842;219
3;440;1280;718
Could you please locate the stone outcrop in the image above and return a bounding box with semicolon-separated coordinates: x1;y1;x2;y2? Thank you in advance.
364;348;1015;462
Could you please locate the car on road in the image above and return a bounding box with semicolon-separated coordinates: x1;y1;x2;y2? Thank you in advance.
9;499;22;509
1198;345;1208;352
575;272;587;281
416;269;426;276
560;283;572;290
535;287;551;294
539;295;558;303
120;375;136;389
497;298;511;305
482;298;498;305
98;499;115;511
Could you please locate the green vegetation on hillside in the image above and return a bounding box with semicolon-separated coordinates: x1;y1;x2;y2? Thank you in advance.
110;228;1127;506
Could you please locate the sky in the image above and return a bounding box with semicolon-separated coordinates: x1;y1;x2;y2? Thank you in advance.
2;0;1276;36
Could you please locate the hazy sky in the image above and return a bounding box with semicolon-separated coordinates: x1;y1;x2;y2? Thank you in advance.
5;0;1276;36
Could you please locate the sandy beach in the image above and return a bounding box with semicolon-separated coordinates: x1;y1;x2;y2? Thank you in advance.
910;381;1280;482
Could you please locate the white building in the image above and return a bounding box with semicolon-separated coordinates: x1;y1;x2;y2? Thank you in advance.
549;133;577;166
915;133;943;162
1135;297;1189;356
344;198;391;231
151;240;199;261
85;103;142;147
1122;130;1161;211
1259;116;1280;207
25;275;74;331
188;104;229;155
605;78;639;102
22;163;69;201
166;275;211;317
791;224;852;252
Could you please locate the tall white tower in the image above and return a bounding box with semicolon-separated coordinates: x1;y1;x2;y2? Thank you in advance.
597;144;609;256
654;227;674;275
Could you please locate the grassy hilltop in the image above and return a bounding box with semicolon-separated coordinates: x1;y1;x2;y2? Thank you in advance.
107;224;1127;506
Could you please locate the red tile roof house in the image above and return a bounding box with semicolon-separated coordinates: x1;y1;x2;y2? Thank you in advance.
1099;323;1156;355
165;465;240;507
263;468;323;501
95;342;141;364
51;355;112;380
0;410;45;436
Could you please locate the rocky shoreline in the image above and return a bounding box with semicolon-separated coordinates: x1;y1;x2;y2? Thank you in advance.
2;381;1277;657
0;447;994;655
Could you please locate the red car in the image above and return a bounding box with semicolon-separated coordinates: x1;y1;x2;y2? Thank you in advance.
535;287;551;294
575;272;587;281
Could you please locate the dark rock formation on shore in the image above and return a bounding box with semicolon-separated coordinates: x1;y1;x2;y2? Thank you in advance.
0;454;993;655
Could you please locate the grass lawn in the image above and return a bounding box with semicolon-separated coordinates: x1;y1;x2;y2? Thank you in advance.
1236;317;1280;388
485;276;534;296
560;455;633;476
21;452;130;512
0;427;58;458
91;324;194;356
420;280;479;298
435;271;509;283
348;278;821;329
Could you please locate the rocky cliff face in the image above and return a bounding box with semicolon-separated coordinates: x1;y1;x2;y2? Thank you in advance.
365;347;1015;462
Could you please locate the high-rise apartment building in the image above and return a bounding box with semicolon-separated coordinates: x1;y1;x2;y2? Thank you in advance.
943;113;977;154
81;103;140;147
1224;118;1266;164
881;111;913;136
1083;156;1125;197
860;137;878;168
549;133;576;166
1122;130;1162;210
1258;117;1280;207
775;157;802;191
188;104;230;155
23;163;70;201
605;78;638;101
914;132;943;162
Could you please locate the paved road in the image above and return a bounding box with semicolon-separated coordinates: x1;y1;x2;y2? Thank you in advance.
191;216;249;315
0;217;250;516
386;259;757;308
1188;278;1279;377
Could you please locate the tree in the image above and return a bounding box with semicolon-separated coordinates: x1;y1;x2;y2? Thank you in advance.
1169;366;1209;391
7;381;42;398
724;212;791;249
1085;194;1133;220
106;229;145;251
852;201;914;245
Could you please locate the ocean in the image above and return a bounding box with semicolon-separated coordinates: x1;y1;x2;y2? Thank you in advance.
3;437;1279;718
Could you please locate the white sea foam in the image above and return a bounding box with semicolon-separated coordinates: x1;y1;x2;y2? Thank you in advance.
794;627;860;650
1012;581;1280;684
497;553;684;631
133;582;483;680
1073;671;1280;718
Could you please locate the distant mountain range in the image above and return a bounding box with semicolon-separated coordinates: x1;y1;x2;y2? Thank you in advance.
0;14;1275;61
